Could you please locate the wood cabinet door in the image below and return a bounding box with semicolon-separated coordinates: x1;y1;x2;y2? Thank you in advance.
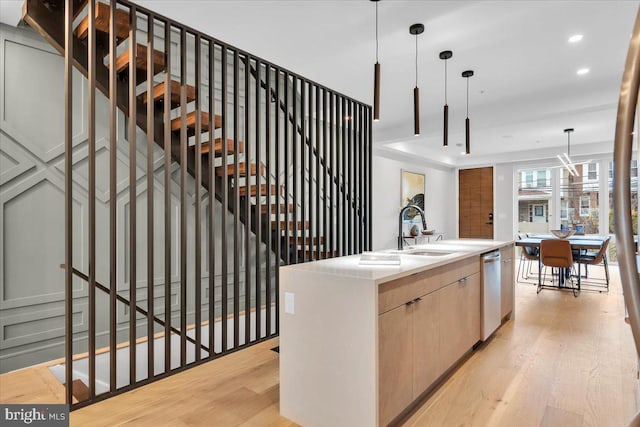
465;273;481;348
412;291;440;398
379;304;413;426
438;280;467;372
500;246;515;318
459;167;494;239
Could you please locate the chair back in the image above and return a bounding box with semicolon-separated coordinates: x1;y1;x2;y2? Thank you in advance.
540;239;573;268
589;236;611;264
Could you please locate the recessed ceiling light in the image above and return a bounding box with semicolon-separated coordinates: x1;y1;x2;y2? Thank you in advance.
568;34;583;43
460;151;467;155
576;68;590;75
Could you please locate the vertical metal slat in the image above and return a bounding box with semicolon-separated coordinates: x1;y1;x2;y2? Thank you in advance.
315;86;320;261
328;92;334;259
292;75;298;265
244;54;251;345
128;4;137;385
194;34;202;362
300;81;306;263
64;0;73;406
108;0;118;393
179;27;187;367
163;20;172;374
254;59;262;340
146;10;155;379
284;72;290;266
274;68;281;334
221;45;228;352
308;85;314;261
265;66;272;336
87;0;97;400
208;41;216;357
233;49;240;348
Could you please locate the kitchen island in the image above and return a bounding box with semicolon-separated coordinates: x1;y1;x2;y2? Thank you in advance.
279;239;515;427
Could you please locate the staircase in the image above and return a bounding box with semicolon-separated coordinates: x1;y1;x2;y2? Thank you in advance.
22;0;372;408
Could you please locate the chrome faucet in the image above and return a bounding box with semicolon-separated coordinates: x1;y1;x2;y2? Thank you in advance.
398;204;428;251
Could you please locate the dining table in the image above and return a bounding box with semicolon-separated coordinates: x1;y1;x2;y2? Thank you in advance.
515;234;607;293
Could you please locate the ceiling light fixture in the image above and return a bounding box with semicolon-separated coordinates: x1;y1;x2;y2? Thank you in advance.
439;50;453;146
568;34;583;43
577;67;590;75
410;23;424;136
462;70;474;155
371;0;381;121
560;128;579;176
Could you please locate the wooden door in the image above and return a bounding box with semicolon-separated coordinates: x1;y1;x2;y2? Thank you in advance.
459;167;494;238
412;291;440;398
378;304;413;426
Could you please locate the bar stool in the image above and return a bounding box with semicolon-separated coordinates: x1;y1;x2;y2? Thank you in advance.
539;239;579;297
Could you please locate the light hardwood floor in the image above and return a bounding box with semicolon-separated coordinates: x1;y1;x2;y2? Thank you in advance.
1;266;637;426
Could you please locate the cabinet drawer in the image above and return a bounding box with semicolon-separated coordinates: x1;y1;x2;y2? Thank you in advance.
440;256;480;285
379;268;440;314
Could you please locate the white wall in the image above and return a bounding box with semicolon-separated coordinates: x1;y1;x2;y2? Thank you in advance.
494;163;517;241
372;154;456;251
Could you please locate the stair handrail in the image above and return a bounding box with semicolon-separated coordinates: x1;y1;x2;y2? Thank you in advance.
613;5;640;427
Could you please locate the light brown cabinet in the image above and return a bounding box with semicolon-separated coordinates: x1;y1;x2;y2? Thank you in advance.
378;304;414;427
378;257;481;426
438;272;480;373
500;245;515;319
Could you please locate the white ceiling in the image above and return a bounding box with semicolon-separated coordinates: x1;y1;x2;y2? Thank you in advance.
7;0;639;167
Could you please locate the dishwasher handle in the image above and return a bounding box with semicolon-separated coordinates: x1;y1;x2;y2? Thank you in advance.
483;254;501;263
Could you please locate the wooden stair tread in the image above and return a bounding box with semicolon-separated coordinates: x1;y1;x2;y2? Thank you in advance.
171;111;222;133
216;162;265;178
75;2;131;41
272;221;310;230
202;139;244;156
114;44;166;75
142;80;196;106
261;203;295;214
289;236;325;245
238;184;280;197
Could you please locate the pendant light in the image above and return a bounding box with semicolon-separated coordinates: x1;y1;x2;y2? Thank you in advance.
410;23;424;136
371;0;381;121
558;128;579;176
439;50;452;146
462;70;474;155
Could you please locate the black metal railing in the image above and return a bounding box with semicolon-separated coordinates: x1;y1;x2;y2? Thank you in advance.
23;0;372;409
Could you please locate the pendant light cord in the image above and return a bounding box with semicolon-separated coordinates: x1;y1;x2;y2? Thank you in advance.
466;77;469;117
444;59;448;104
567;132;571;157
415;34;418;87
375;2;379;62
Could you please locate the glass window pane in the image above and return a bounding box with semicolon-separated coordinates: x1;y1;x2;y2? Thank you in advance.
518;167;551;234
560;166;599;234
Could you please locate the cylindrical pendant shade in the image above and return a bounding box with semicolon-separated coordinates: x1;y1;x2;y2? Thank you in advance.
443;104;449;146
414;86;420;136
374;62;380;121
465;117;471;155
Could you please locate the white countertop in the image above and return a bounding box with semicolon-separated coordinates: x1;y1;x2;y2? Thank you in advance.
280;239;513;285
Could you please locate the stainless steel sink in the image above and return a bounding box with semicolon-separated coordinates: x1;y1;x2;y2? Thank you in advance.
405;250;453;257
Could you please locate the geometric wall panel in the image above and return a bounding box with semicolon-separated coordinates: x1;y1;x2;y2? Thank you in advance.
0;306;84;349
1;38;85;163
0;134;36;186
0;170;85;309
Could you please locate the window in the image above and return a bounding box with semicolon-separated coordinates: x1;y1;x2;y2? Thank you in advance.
525;171;533;187
560;201;568;220
536;170;547;187
633;160;638;178
580;196;591;216
588;163;597;180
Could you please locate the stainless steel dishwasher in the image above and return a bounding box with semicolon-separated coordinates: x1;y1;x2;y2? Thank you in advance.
481;250;502;340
